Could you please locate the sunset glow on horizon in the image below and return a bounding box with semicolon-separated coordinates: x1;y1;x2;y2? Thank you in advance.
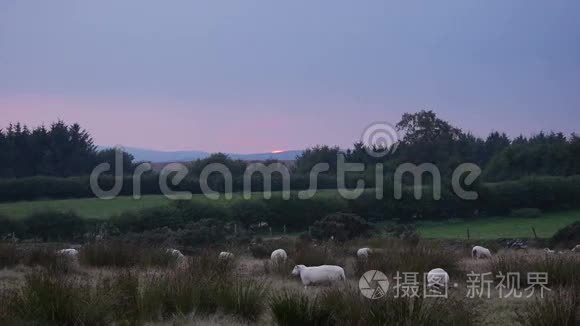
1;1;579;153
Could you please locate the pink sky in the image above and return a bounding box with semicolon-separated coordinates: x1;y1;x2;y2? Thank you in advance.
1;94;406;153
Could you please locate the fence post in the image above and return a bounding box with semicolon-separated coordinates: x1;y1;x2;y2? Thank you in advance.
531;227;538;240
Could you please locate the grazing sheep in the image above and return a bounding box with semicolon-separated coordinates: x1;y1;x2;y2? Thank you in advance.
56;249;80;268
166;248;188;268
544;248;555;254
270;249;288;262
219;251;234;260
472;246;492;259
291;265;345;288
571;245;580;252
426;268;449;290
357;247;372;259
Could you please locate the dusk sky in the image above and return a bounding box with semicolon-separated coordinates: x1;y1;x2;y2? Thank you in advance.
1;1;579;153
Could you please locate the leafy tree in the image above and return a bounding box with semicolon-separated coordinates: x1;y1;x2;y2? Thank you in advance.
293;145;341;174
189;153;247;177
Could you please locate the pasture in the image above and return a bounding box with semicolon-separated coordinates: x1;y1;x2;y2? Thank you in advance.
1;193;579;239
0;191;343;220
0;238;579;325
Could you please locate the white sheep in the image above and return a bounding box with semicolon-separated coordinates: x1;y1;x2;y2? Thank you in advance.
270;249;288;262
426;268;449;290
291;265;345;288
56;248;80;268
219;251;234;260
544;248;555;254
166;248;188;268
472;246;492;259
357;247;372;259
571;245;580;252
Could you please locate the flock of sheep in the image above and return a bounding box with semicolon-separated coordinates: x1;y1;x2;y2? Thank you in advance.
543;244;580;254
54;243;580;291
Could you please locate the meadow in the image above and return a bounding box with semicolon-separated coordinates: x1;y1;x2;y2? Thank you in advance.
1;193;579;239
1;238;579;325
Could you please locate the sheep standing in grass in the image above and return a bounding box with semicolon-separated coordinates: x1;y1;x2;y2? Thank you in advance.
571;245;580;252
426;268;449;291
56;249;80;268
219;251;234;260
270;249;288;262
472;246;492;259
357;247;372;259
166;248;188;269
291;265;345;288
544;248;555;254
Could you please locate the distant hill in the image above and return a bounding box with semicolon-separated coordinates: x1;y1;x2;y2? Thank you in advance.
98;146;302;162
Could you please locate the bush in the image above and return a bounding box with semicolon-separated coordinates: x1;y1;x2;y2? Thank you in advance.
293;244;344;267
270;290;332;326
216;278;269;322
551;221;580;249
516;287;580;325
364;292;474;325
1;272;114;325
491;252;580;288
79;241;171;268
0;243;18;268
230;199;271;229
176;218;230;247
109;205;180;233
353;241;459;278
510;208;542;218
311;212;372;241
263;259;295;277
0;215;25;238
22;210;86;241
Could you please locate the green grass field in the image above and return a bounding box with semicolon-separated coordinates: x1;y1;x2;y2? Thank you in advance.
1;193;578;239
417;210;580;239
0;191;344;220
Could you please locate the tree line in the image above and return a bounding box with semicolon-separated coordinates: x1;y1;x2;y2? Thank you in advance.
1;111;579;183
0;121;135;178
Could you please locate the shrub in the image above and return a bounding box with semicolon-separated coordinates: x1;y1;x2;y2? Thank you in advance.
0;243;18;268
109;205;180;233
230;199;271;229
353;241;459;278
0;215;25;238
293;244;344;267
270;290;332;326
551;221;580;249
80;241;171;268
266;196;348;231
263;259;294;277
3;272;114;325
311;212;372;241
364;292;474;326
22;210;86;241
516;287;580;325
175;218;230;247
510;208;542;218
216;278;269;322
490;252;580;288
21;246;63;270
